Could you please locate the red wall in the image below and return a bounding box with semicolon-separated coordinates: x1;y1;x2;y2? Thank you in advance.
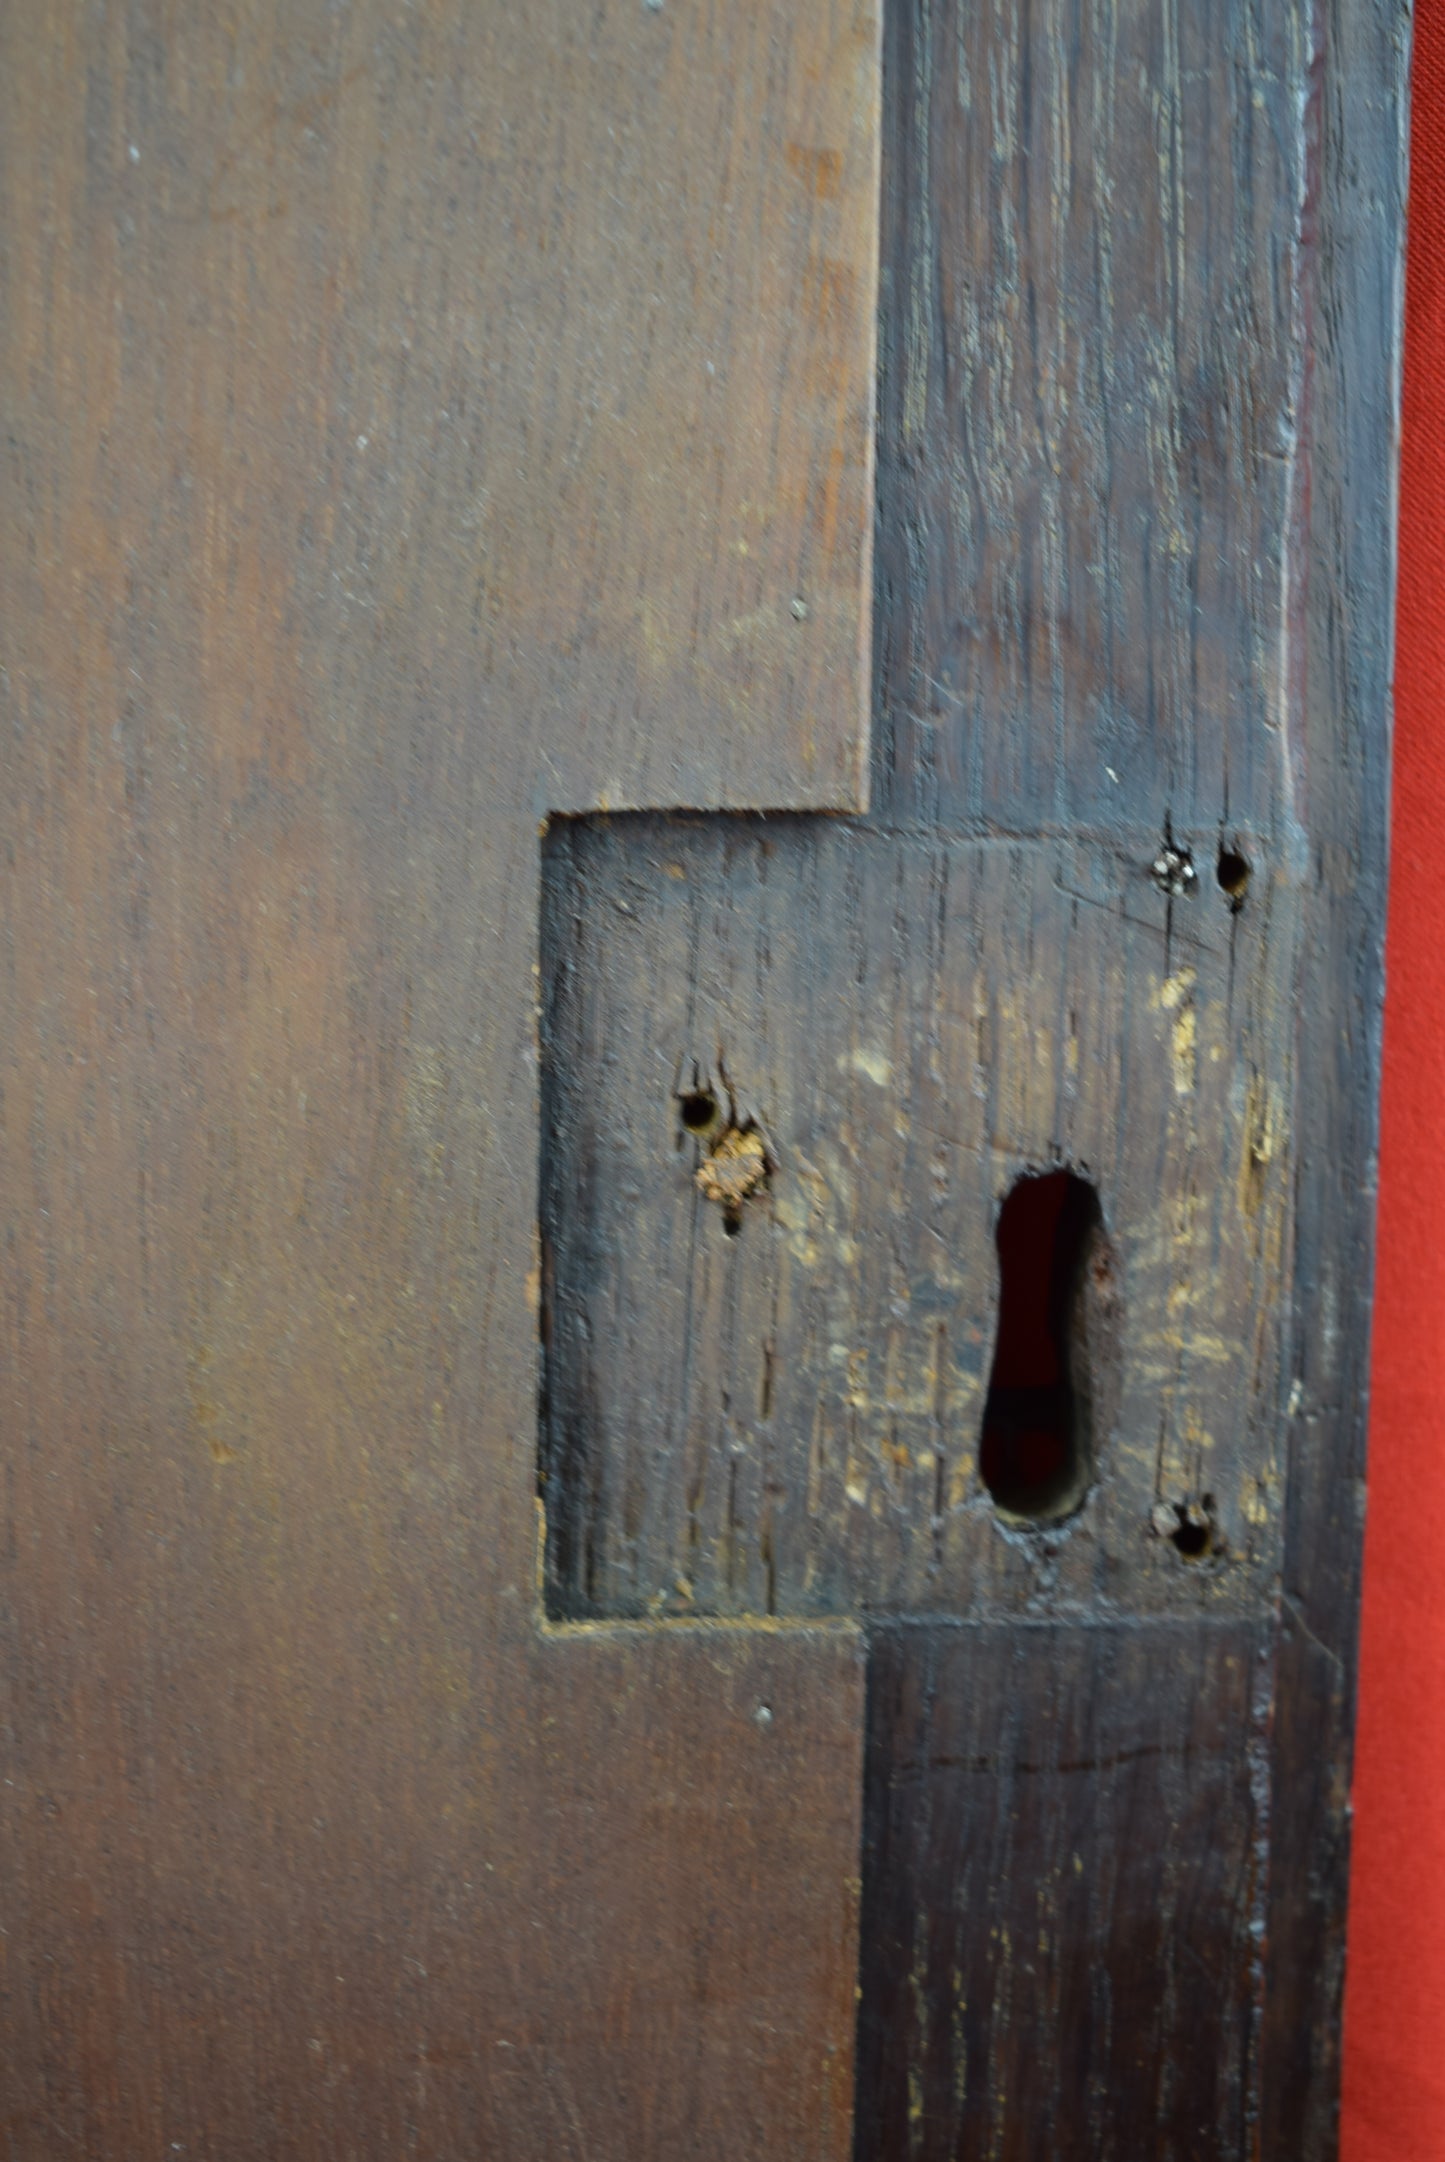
1342;7;1445;2153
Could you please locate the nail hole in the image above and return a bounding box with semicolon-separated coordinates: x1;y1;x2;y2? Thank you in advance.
980;1170;1112;1525
722;1208;742;1238
1216;845;1251;907
1156;1495;1217;1560
679;1088;718;1132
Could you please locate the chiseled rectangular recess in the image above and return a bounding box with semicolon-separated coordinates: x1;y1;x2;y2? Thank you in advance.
539;814;1294;1624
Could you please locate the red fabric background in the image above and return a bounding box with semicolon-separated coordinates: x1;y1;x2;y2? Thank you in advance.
1341;6;1445;2153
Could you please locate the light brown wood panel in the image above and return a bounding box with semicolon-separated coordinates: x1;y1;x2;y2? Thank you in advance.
0;2;878;2155
1;0;877;816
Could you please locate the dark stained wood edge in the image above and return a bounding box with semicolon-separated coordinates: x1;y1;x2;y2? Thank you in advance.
853;1617;1272;2162
1263;0;1411;2149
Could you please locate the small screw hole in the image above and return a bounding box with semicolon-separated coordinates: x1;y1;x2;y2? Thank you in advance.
1217;846;1251;906
722;1208;742;1238
679;1089;717;1132
1160;1495;1217;1560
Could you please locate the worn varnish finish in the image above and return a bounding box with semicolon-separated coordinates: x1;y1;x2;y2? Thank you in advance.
0;3;878;2157
0;0;1404;2154
854;1620;1271;2161
872;0;1311;838
1259;0;1410;2146
540;0;1407;2154
541;815;1291;1622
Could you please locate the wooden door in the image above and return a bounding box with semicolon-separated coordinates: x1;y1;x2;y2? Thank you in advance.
0;2;1406;2157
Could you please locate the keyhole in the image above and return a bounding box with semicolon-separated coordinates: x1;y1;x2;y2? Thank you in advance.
1216;843;1251;907
979;1170;1108;1524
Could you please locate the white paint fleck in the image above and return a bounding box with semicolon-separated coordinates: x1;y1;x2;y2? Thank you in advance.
843;1046;892;1088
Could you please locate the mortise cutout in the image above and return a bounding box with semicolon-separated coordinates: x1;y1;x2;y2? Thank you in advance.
979;1170;1112;1524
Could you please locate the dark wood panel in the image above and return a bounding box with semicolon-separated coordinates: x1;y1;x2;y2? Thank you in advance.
848;0;1402;2141
541;814;1293;1623
872;0;1308;839
853;1619;1270;2162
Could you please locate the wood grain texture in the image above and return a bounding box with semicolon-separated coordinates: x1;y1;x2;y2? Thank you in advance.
0;1;878;2155
865;0;1404;2140
0;0;878;820
0;1621;864;2158
1259;0;1410;2146
541;813;1293;1623
872;0;1311;840
0;0;1403;2148
853;1620;1271;2162
536;0;1406;2148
